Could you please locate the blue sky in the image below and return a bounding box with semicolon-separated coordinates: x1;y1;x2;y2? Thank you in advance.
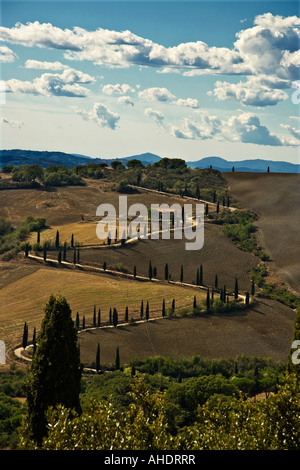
0;1;299;163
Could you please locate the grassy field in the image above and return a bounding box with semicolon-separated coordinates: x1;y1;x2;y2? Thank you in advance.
0;263;206;355
224;172;300;296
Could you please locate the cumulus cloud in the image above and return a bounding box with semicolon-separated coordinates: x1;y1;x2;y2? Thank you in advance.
176;98;200;108
138;87;176;102
1;68;95;98
72;102;120;130
24;59;69;70
144;107;165;127
0;45;17;62
117;96;134;106
102;83;135;95
210;76;289;107
1;117;24;128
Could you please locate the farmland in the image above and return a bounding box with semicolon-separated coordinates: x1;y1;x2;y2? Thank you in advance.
0;167;299;369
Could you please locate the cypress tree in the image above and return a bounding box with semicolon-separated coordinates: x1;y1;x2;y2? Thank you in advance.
193;295;197;309
22;322;28;350
200;264;203;285
73;250;76;265
245;291;250;305
97;309;101;327
93;305;96;327
234;277;239;300
251;280;255;296
58;249;62;264
180;265;183;282
96;343;100;372
145;301;149;321
37;231;40;244
55;230;59;249
133;265;136;278
214;274;218;289
125;306;128;322
77;247;80;264
213;190;216;203
196;268;200;285
165;263;169;281
109;308;112;324
103;261;106;271
76;312;80;330
172;298;175;314
82;315;85;330
25;243;29;257
22;295;82;446
205;203;209;216
115;346;120;370
43;245;47;262
71;233;74;248
112;308;118;327
216;200;220;214
148;260;152;280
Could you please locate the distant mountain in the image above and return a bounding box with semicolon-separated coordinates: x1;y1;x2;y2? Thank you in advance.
0;149;298;173
187;156;300;173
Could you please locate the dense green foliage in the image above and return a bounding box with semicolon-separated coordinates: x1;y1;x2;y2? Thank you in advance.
2;164;83;187
21;295;82;446
0;216;46;259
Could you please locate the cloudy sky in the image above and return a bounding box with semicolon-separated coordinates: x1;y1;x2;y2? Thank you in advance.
0;0;299;163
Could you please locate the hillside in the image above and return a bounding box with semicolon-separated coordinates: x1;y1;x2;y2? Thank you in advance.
1;149;299;173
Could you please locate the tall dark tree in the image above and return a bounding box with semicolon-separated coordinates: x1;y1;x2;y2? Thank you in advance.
43;245;47;262
37;231;40;244
32;327;37;355
216;200;220;214
133;265;136;278
171;298;175;314
125;306;129;322
199;264;203;285
234;277;239;300
58;249;62;264
251;280;255;296
103;261;107;271
193;295;197;309
145;301;149;321
205;203;209;216
55;230;59;249
165;263;169;281
148;260;153;280
22;295;82;446
97;308;101;327
180;265;184;283
22;322;28;350
96;343;100;372
245;291;250;305
77;247;80;264
71;233;74;248
214;274;218;289
140;300;144;319
25;243;29;258
109;308;112;324
112;308;118;327
73;250;76;265
82;315;85;330
93;305;96;327
115;346;120;370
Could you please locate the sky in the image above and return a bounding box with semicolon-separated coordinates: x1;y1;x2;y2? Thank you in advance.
0;0;299;163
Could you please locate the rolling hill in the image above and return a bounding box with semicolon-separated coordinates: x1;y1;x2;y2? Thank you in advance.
0;149;299;173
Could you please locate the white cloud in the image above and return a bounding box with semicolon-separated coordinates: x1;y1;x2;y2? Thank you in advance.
138;87;176;102
211;76;289;107
118;96;134;106
1;117;24;128
176;98;200;108
24;59;69;70
72;102;120;130
144;107;165;127
1;68;95;98
102;83;135;95
0;45;17;63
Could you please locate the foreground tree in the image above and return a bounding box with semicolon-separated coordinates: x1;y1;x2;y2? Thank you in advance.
20;295;82;447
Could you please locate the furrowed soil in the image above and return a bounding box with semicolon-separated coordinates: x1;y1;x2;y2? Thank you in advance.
224;172;300;296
